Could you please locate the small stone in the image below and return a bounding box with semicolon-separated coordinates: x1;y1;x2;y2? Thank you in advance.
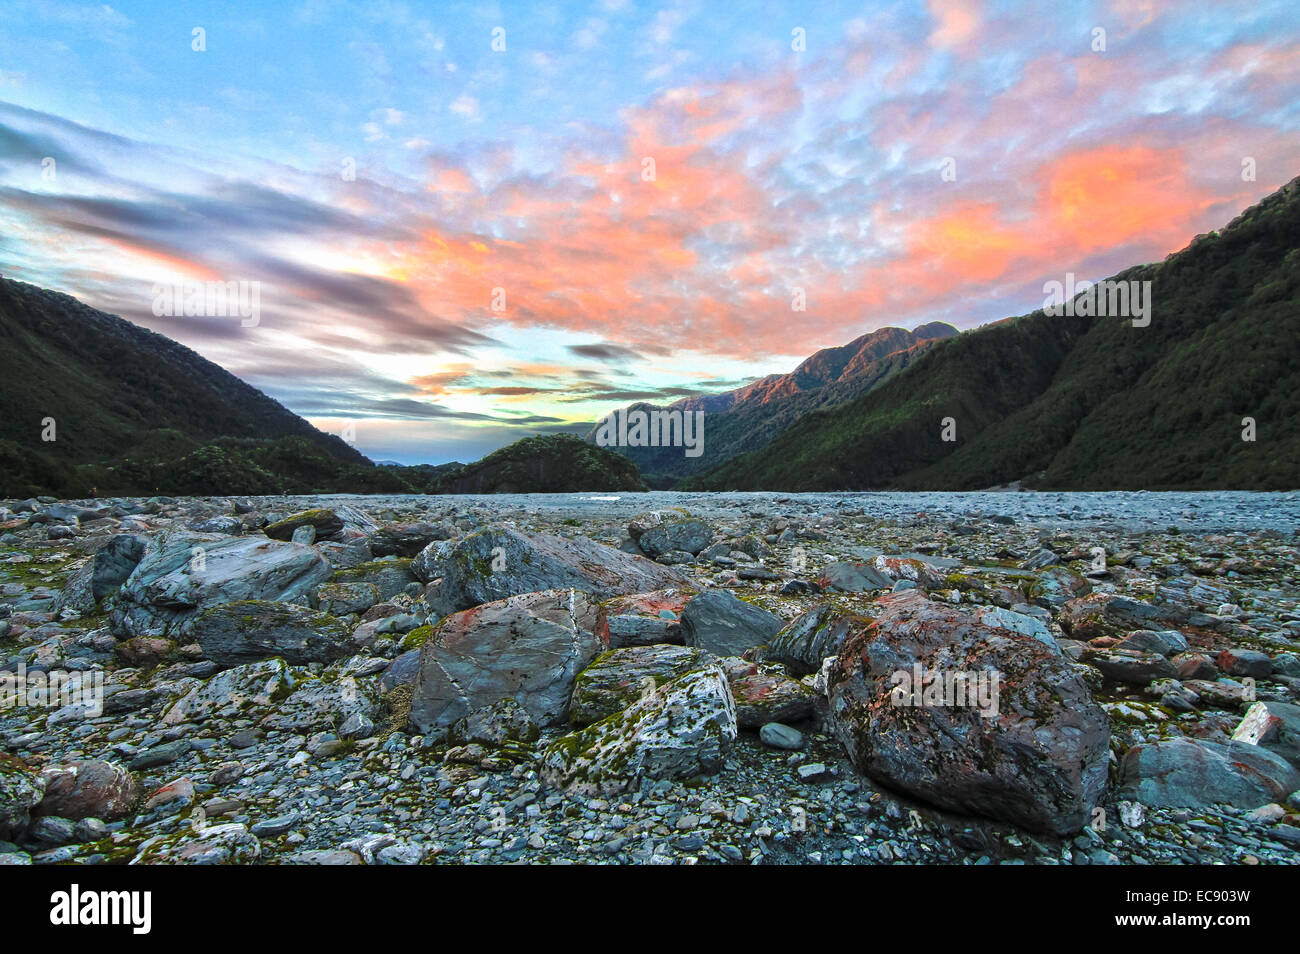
758;722;805;751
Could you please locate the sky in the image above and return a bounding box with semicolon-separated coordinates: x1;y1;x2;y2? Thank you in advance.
0;0;1297;464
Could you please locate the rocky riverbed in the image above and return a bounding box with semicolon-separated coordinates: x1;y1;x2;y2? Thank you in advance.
2;491;1299;866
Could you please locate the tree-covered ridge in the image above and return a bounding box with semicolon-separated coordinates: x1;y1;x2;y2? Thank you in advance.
687;176;1300;491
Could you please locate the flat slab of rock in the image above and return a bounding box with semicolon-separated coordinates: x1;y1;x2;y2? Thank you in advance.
111;532;331;639
259;674;378;733
1118;738;1300;809
264;508;343;541
408;589;602;734
369;522;453;558
680;589;784;657
718;657;816;728
193;599;352;667
1080;646;1177;685
828;590;1110;835
425;528;693;615
817;557;943;593
162;658;296;726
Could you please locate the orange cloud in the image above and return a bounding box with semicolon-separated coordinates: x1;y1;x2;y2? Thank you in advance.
1042;145;1213;251
103;239;223;281
906;202;1023;283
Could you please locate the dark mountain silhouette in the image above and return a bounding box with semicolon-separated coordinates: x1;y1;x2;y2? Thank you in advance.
584;322;956;486
0;276;391;496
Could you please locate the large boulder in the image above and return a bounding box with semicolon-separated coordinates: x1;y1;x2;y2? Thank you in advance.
111;533;331;639
0;758;45;840
828;591;1110;835
1118;738;1300;809
765;605;871;677
408;589;602;734
425;529;692;615
192;600;353;667
680;589;784;657
569;645;708;726
540;664;737;796
53;534;146;613
34;760;137;821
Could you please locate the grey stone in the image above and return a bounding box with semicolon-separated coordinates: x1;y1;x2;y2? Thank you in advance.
409;589;602;733
1119;738;1300;809
680;589;784;657
759;722;805;750
193;600;352;667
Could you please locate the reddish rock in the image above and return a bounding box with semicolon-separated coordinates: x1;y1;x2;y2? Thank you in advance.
829;590;1109;835
718;657;816;728
114;637;175;668
36;760;138;821
593;589;694;649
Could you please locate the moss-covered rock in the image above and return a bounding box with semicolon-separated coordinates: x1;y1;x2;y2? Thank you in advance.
569;645;707;726
0;755;45;840
264;508;343;541
540;664;737;796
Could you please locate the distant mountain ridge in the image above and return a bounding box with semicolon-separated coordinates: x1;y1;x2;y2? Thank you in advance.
583;321;957;485
686;176;1300;491
0;277;651;497
437;434;646;494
